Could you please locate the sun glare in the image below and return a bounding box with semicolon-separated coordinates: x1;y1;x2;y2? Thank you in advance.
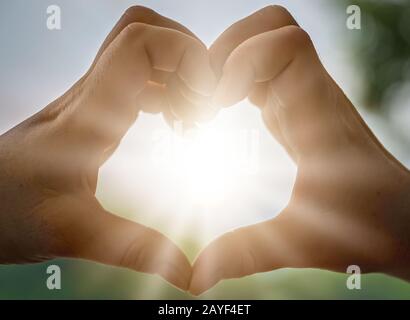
151;120;260;206
96;106;295;297
97;105;295;240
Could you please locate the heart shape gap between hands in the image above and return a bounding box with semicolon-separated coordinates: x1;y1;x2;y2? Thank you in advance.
1;5;409;297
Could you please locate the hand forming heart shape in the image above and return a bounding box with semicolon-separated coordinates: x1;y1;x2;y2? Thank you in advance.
0;5;409;296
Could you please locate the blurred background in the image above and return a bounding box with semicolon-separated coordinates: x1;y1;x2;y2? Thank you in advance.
0;0;410;299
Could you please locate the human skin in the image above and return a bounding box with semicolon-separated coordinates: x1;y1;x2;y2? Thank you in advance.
0;6;216;291
0;5;409;296
189;6;410;295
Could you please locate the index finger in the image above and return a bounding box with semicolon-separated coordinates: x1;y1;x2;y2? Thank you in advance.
209;5;298;77
90;6;202;74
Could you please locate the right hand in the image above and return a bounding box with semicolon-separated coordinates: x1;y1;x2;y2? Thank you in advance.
190;5;410;295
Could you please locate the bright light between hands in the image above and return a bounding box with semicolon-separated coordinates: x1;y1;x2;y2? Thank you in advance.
97;105;295;241
151;120;260;206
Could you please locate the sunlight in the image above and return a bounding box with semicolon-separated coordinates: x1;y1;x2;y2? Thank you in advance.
95;106;296;298
97;105;295;242
151;120;260;206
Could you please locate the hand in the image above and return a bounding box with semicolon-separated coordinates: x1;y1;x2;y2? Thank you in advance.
190;6;410;295
0;6;216;291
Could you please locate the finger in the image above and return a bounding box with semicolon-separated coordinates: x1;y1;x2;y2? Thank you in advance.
90;5;211;118
67;23;215;156
213;24;336;157
162;109;197;133
92;22;216;102
190;203;342;296
34;6;206;130
89;5;201;74
212;26;316;107
137;82;169;114
248;82;268;108
65;198;192;291
190;201;389;295
209;5;297;78
163;106;179;130
88;22;215;102
190;215;292;296
91;5;215;123
261;99;298;162
149;34;216;97
190;206;324;295
167;75;217;123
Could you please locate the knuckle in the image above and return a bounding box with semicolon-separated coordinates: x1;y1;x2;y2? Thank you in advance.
260;5;285;16
176;32;205;55
120;239;146;270
122;22;150;40
230;48;246;65
123;5;158;22
186;36;205;52
260;5;295;24
282;25;312;49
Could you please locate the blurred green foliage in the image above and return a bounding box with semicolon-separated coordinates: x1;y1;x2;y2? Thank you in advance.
1;219;409;299
0;226;409;299
1;259;410;299
341;0;410;112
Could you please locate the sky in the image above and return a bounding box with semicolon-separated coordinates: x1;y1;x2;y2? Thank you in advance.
1;0;408;245
0;0;349;130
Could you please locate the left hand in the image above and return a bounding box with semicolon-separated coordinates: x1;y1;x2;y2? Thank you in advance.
0;6;216;291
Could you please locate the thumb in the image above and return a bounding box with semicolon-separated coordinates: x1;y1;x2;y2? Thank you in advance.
189;209;309;296
66;198;192;291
